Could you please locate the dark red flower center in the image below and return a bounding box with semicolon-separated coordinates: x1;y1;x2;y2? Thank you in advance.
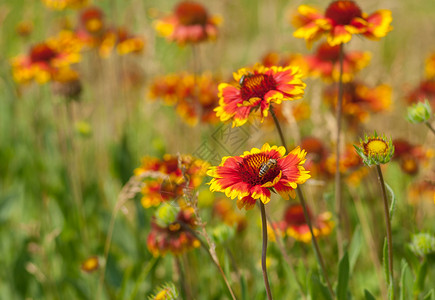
316;43;340;61
238;153;280;186
30;43;58;63
325;1;362;25
175;1;208;26
240;74;277;102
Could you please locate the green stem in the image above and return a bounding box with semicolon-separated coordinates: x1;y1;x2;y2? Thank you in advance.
376;165;394;293
260;202;273;300
270;107;334;298
335;43;345;257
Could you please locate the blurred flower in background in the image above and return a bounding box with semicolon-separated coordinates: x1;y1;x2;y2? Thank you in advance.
154;1;221;45
292;0;393;47
11;31;83;84
302;42;371;82
323;81;392;128
278;204;333;243
135;154;209;208
149;72;220;125
147;207;200;256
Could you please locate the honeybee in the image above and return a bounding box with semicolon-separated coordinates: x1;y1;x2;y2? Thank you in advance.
259;159;277;177
239;74;246;86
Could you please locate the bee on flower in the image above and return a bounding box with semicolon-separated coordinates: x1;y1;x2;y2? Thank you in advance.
207;143;310;210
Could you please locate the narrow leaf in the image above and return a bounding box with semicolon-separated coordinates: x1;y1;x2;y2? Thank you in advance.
349;226;363;273
364;290;376;300
423;289;434;300
400;259;414;300
337;252;350;300
309;271;333;300
385;182;396;220
383;238;390;285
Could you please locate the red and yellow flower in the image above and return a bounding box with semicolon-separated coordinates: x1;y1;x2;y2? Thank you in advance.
135;154;209;208
154;1;221;45
207;143;310;210
303;42;371;82
292;0;393;47
323;81;392;127
280;204;334;243
147;208;200;256
149;72;220;125
216;64;306;127
11;31;82;84
425;52;435;79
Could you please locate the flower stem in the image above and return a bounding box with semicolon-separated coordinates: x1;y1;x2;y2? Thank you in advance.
376;165;394;289
270;106;334;298
260;202;273;300
266;214;307;300
425;122;435;135
335;43;345;257
296;188;335;298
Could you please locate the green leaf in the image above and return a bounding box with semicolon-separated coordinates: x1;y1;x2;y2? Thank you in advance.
349;226;363;273
423;289;434;300
309;271;333;300
385;182;396;220
337;252;350;300
364;290;376;300
413;258;428;296
399;259;414;300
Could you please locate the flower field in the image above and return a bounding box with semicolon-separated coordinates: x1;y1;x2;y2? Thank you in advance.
0;0;434;299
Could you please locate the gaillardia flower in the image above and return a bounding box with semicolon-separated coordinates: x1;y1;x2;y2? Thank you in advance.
303;42;371;82
207;143;310;210
154;1;221;45
292;0;393;47
216;65;306;127
354;132;394;167
280;204;334;243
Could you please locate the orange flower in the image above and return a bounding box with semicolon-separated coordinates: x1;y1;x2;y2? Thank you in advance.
135;154;209;208
323;81;392;127
425;52;435;79
292;1;393;47
303;42;370;82
216;64;305;127
11;31;82;84
208;143;310;210
149;72;220;125
154;1;221;45
281;204;333;243
147;208;200;256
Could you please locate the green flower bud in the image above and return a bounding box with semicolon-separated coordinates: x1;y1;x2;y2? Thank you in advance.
354;131;394;167
407;100;432;124
148;282;178;300
409;233;435;257
155;203;180;227
74;121;92;137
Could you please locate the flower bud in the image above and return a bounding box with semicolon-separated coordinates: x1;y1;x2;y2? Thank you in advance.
407;100;432;124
